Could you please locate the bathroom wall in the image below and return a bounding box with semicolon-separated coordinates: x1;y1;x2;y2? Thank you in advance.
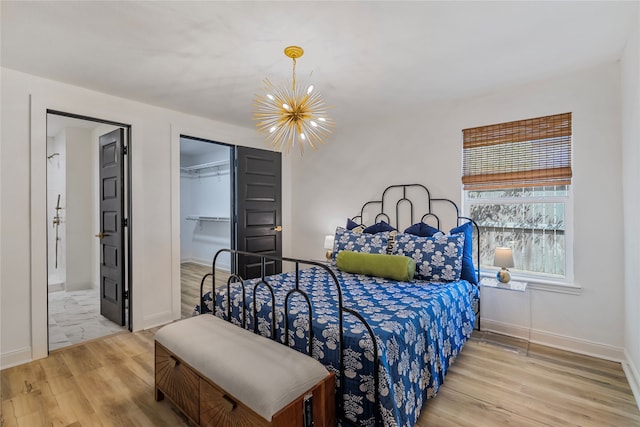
46;135;66;290
64;127;94;291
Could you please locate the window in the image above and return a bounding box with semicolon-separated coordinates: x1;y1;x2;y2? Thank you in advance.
462;113;572;282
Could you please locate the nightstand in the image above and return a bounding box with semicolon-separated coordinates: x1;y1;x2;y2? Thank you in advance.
478;277;530;340
479;277;527;292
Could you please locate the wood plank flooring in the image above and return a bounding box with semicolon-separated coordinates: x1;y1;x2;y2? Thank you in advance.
180;262;228;319
1;330;190;427
2;326;638;426
418;332;640;426
5;262;640;426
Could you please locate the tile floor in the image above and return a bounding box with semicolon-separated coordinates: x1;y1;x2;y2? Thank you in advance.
48;287;127;351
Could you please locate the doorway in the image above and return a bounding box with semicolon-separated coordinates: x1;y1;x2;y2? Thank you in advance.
179;136;233;318
178;137;284;319
46;112;131;351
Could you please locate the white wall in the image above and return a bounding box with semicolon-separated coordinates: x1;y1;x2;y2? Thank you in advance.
292;61;626;361
0;67;293;368
47;134;66;287
65;127;94;291
622;2;640;407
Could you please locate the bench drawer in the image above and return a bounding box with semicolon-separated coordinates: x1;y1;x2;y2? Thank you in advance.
155;342;200;423
200;378;270;427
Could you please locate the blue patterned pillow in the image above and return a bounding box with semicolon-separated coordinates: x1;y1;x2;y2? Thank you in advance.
404;222;441;237
333;227;390;260
393;232;465;281
346;218;363;231
363;221;396;234
450;221;478;284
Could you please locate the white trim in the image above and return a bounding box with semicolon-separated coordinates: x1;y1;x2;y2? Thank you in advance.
170;125;181;321
143;310;174;330
0;64;3;375
30;95;49;361
479;271;582;295
480;318;530;341
30;96;145;363
527;281;582;295
480;318;625;362
170;125;235;322
464;184;575;287
623;349;640;412
0;346;32;370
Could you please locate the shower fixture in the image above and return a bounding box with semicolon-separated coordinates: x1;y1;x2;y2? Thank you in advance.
53;194;62;268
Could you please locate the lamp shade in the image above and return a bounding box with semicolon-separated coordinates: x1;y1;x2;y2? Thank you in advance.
324;235;335;250
494;247;514;268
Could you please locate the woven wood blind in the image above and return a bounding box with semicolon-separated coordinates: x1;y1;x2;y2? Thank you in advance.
462;112;572;190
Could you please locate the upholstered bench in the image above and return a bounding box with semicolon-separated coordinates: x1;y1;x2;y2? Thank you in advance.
154;314;335;427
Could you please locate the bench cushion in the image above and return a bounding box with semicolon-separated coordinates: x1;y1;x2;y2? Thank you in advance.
154;314;330;421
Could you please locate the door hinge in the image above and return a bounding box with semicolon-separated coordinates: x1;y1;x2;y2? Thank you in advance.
124;290;129;300
122;146;128;155
123;218;128;227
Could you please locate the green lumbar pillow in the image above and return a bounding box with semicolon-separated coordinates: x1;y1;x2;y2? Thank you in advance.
335;250;415;281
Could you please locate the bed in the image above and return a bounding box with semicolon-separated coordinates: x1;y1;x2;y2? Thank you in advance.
196;184;480;427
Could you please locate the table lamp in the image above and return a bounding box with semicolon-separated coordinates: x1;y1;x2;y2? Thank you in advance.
494;247;514;283
324;235;335;261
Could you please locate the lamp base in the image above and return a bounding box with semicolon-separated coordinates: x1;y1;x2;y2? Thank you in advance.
497;268;511;283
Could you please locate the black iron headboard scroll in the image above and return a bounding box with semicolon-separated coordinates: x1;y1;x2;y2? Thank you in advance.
199;249;382;427
351;183;480;284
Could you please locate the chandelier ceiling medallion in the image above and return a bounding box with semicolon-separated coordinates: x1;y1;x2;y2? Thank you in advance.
254;46;334;155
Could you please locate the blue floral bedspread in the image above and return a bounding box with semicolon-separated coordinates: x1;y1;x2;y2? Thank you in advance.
195;265;478;427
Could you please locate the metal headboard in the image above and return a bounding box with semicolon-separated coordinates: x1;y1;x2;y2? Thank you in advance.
198;184;480;427
351;183;480;284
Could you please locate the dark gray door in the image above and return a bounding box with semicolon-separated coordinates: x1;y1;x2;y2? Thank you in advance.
236;147;282;279
98;129;126;325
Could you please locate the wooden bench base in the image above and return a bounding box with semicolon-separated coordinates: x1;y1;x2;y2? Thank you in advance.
155;341;336;427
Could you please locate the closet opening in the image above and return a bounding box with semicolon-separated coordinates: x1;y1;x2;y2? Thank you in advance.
179;136;233;318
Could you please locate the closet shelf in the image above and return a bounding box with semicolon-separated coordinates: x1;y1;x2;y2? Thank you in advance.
181;160;229;172
186;215;230;222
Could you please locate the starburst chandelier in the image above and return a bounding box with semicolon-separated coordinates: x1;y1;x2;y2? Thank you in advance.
254;46;334;155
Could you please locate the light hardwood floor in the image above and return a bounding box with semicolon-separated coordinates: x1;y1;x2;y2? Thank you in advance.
180;262;228;319
180;262;210;319
3;268;639;426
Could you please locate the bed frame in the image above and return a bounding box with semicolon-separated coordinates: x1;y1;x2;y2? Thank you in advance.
198;183;480;427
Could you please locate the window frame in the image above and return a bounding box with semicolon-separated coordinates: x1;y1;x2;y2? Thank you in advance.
463;186;575;288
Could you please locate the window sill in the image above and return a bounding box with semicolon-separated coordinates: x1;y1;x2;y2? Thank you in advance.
479;272;582;295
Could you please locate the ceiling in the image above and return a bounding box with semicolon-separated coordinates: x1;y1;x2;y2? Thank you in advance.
2;1;636;130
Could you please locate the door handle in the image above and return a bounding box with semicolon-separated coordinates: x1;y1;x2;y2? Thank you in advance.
95;232;111;239
271;226;282;232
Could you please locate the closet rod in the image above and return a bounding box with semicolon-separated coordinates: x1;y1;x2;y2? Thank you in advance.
186;215;230;222
180;160;229;172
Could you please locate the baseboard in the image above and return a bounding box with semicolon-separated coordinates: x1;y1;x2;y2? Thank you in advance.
47;282;64;293
623;350;640;411
143;311;174;330
480;318;530;341
181;257;230;272
480;318;625;362
1;346;32;370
